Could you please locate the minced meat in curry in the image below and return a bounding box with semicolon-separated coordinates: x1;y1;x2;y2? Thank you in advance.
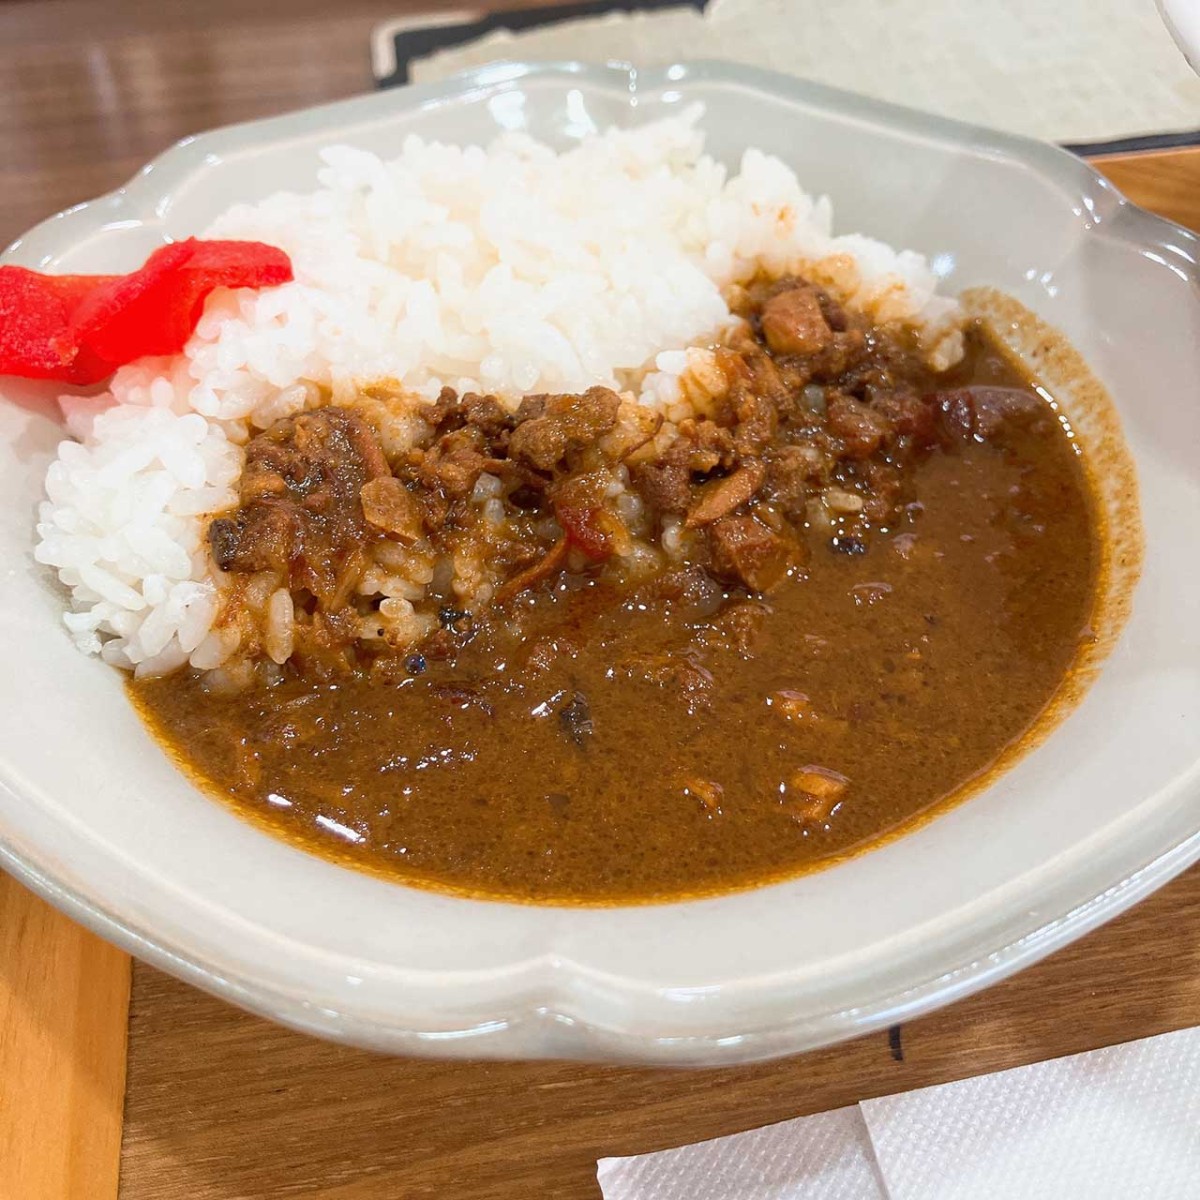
131;277;1099;903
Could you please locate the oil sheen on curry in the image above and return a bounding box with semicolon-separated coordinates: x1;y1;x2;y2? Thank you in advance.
132;277;1100;903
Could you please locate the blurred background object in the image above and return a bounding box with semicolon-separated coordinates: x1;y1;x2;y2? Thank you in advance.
396;0;1200;147
1160;0;1200;71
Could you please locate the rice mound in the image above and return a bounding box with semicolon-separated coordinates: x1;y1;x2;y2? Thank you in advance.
34;107;964;676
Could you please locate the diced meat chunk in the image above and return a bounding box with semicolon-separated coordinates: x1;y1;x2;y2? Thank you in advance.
631;443;692;516
786;764;849;823
209;504;295;573
930;386;1047;442
791;764;849;800
208;406;390;608
765;443;827;512
685;461;765;527
360;476;424;544
619;648;714;715
872;388;939;442
716;341;787;407
598;400;663;460
642;568;725;617
809;329;868;381
495;537;569;605
416;428;491;499
731;391;777;457
682;776;724;814
507;386;621;471
772;690;813;721
423;388;515;446
827;394;890;459
706;599;770;656
682;418;737;472
707;515;794;592
760;286;833;357
631;419;737;516
458;392;516;441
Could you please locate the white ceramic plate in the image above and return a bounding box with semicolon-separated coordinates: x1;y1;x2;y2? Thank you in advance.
2;62;1198;1064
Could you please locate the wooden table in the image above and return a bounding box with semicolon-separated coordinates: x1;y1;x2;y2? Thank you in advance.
2;3;1199;1197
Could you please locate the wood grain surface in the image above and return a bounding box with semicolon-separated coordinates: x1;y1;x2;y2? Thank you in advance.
0;873;130;1200
0;3;1198;1199
1092;147;1200;232
116;867;1200;1200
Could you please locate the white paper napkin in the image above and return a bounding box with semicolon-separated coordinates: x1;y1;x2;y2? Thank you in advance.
598;1027;1200;1200
864;1027;1200;1200
598;1106;886;1200
411;0;1200;145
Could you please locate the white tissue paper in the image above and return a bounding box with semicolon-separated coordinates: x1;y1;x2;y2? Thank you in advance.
863;1026;1200;1200
598;1026;1200;1200
597;1105;886;1200
411;0;1200;144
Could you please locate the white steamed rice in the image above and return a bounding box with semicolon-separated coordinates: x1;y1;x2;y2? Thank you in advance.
33;106;964;677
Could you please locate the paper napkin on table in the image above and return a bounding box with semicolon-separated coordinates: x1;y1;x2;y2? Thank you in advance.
598;1106;887;1200
409;0;1200;146
598;1026;1200;1200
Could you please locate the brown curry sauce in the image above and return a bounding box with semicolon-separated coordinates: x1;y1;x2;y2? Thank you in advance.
131;316;1099;904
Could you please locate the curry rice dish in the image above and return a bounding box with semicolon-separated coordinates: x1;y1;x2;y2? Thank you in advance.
131;283;1098;901
30;114;1104;903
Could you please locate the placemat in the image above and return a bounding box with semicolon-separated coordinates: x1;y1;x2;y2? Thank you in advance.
383;0;1200;147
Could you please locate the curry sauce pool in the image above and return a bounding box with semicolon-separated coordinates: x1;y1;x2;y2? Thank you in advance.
130;321;1100;904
